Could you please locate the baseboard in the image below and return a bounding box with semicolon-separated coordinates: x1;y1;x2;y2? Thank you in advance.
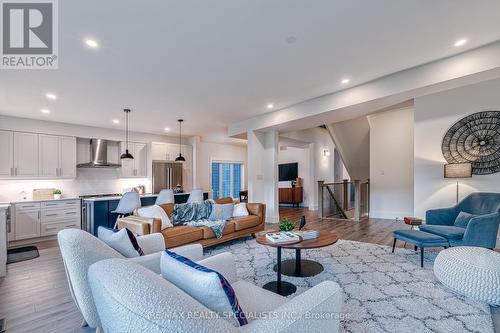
369;210;416;220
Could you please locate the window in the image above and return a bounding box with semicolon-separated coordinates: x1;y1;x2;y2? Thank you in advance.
211;161;244;199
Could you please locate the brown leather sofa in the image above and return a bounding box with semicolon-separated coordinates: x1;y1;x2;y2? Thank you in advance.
117;198;265;248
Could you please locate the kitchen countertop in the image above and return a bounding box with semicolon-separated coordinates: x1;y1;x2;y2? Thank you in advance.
1;197;80;205
81;192;197;202
1;191;206;204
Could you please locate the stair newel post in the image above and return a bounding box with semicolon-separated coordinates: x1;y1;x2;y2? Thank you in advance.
342;179;349;211
353;179;361;222
317;180;324;218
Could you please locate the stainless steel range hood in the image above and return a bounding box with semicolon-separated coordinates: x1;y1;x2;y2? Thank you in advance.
77;139;122;168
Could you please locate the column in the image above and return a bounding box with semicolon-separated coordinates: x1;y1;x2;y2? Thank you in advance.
247;130;279;223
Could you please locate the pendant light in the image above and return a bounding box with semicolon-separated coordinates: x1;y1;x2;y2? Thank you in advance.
175;119;185;162
120;108;134;159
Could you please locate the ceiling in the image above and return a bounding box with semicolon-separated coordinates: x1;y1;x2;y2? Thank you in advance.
1;0;500;142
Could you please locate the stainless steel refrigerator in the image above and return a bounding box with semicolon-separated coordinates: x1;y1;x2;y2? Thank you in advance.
152;161;183;194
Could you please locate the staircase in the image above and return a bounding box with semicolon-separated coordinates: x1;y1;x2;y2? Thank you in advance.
318;177;369;221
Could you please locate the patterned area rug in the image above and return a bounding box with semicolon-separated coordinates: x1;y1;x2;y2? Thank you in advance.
205;238;494;333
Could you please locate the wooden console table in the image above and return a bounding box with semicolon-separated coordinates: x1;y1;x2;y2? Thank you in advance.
279;187;303;207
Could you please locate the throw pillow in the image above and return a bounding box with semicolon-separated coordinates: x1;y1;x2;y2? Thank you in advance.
136;205;173;230
161;250;247;326
233;203;249;217
97;227;144;257
454;211;476;228
209;203;234;221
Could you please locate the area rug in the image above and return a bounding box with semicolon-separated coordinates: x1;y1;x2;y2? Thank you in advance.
7;246;39;264
205;238;494;333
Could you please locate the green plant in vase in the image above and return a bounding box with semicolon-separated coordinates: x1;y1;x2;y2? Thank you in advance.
279;218;295;232
53;189;62;200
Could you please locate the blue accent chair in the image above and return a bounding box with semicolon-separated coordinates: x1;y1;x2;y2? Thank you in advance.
420;192;500;249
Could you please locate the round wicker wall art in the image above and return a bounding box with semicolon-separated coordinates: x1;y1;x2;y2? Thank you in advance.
442;111;500;175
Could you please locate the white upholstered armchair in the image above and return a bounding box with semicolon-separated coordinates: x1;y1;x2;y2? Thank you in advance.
88;252;343;333
57;229;203;330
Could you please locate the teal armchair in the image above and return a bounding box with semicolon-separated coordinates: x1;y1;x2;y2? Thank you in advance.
420;192;500;249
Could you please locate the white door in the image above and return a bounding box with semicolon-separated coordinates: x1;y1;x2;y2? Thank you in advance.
151;142;167;160
120;142;135;177
134;143;148;177
13;132;38;177
0;130;13;177
59;136;77;178
39;134;59;177
15;210;40;240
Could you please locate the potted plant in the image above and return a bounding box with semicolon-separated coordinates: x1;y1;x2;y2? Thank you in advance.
53;189;62;200
279;218;295;232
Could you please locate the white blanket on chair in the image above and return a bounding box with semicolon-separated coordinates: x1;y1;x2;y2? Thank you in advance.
136;205;173;230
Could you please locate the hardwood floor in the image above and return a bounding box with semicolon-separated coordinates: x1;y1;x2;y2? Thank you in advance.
276;208;402;247
0;208;495;332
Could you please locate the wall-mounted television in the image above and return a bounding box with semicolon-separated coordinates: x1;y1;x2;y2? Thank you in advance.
279;162;298;181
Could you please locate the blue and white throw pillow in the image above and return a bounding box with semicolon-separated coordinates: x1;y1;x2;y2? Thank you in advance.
97;227;144;257
161;250;247;326
454;211;476;228
209;203;234;221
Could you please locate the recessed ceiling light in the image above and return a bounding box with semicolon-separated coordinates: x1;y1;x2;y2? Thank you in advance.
85;39;99;48
454;39;468;47
164;127;171;131
341;78;350;84
41;109;50;114
112;119;120;124
46;93;57;100
267;103;274;109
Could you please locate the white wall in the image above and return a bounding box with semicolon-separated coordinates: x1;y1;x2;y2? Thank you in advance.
368;107;414;219
278;146;311;208
0;169;148;201
415;78;500;215
415;78;500;247
0;115;181;201
280;127;336;210
193;139;248;195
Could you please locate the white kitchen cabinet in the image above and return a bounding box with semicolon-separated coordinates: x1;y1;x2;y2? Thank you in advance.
0;130;13;177
134;143;148;177
59;136;77;178
39;134;60;177
152;142;192;163
120;142;148;178
0;206;7;277
13;132;38;177
152;142;167;160
39;135;76;178
11;199;80;241
167;144;180;161
14;207;40;240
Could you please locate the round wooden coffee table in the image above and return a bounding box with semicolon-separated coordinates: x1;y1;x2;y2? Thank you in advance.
256;230;338;296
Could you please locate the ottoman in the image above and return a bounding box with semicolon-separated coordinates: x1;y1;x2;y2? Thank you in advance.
392;229;449;267
434;247;500;306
